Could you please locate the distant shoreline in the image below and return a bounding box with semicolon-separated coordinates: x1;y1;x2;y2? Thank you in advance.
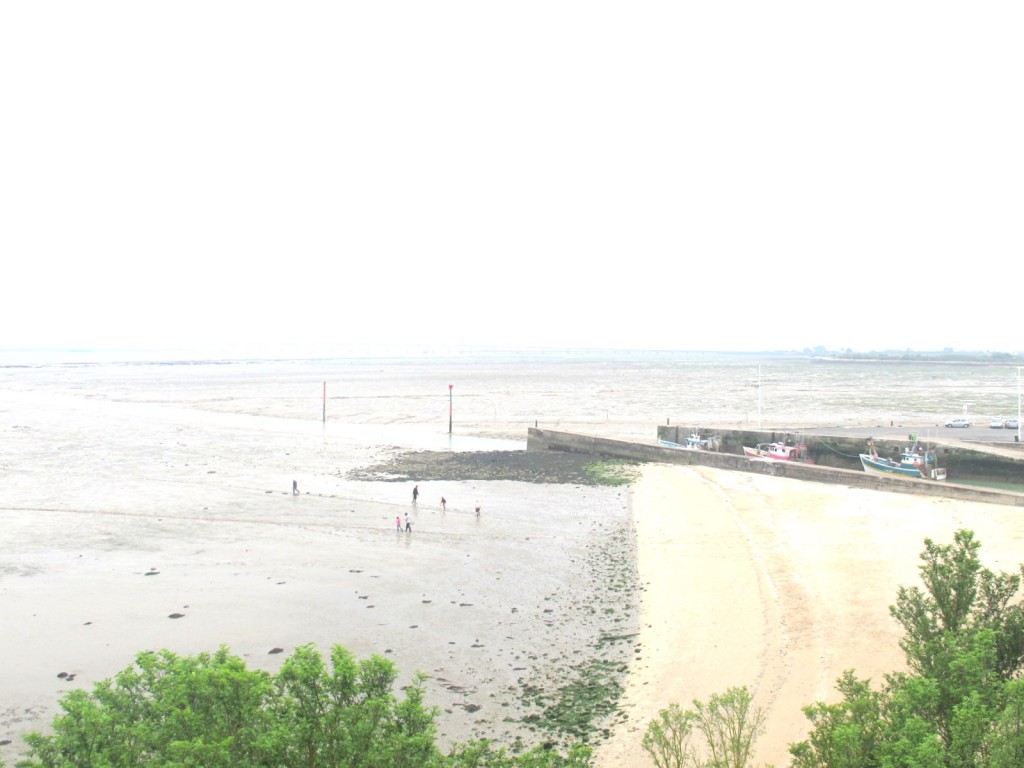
3;347;1021;368
815;356;1023;366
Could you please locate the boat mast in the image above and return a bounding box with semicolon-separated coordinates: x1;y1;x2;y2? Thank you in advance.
757;364;762;431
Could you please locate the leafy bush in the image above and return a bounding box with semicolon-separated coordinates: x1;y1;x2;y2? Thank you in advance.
642;687;765;768
19;644;590;768
791;530;1024;768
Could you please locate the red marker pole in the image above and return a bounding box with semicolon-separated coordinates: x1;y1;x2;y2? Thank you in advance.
449;384;453;434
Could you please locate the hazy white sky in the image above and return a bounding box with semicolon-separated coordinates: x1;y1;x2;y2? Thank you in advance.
2;2;1021;354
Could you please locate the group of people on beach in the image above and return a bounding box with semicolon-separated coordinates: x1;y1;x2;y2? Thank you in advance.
291;481;480;534
402;484;481;532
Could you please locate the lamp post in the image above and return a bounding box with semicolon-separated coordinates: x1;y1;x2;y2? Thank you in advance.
1017;367;1021;443
449;384;453;435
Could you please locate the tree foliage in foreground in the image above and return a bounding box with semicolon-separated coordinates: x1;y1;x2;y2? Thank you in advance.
790;529;1024;768
642;686;767;768
19;644;590;768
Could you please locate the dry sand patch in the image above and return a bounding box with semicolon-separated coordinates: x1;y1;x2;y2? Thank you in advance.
595;463;1024;768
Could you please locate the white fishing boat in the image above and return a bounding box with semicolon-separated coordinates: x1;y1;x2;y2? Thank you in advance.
659;428;716;451
743;441;809;462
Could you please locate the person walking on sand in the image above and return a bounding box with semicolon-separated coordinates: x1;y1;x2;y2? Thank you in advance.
292;480;299;495
395;515;402;532
475;502;481;518
412;484;419;504
440;496;447;512
405;513;412;533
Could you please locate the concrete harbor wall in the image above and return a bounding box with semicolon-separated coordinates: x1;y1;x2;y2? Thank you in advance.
656;425;1024;483
526;428;1024;508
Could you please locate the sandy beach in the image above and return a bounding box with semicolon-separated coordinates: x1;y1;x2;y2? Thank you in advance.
594;464;1024;768
3;381;1024;765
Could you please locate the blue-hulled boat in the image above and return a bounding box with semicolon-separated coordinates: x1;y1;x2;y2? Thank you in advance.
859;441;946;481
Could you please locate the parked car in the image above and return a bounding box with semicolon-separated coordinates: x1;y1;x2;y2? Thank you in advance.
990;417;1006;428
1005;418;1020;430
945;417;972;428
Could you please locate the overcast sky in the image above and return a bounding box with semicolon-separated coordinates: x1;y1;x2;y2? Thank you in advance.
2;2;1021;355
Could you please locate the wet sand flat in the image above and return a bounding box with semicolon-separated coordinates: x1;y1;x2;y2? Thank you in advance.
0;389;636;762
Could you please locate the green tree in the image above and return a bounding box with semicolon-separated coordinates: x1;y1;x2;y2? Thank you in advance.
20;645;443;768
789;671;883;768
890;530;1024;682
985;678;1024;768
692;687;766;768
889;530;1024;761
792;530;1024;768
641;702;696;768
876;674;945;768
23;647;277;768
18;644;591;768
642;687;765;768
268;643;440;767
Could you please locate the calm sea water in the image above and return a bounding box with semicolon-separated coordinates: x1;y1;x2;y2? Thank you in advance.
2;350;1020;444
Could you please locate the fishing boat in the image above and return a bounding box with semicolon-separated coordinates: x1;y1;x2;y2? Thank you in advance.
659;428;717;451
743;441;809;462
859;441;946;480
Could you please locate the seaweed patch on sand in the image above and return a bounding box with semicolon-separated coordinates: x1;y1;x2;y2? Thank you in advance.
515;510;640;746
346;449;639;486
347;447;642;749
